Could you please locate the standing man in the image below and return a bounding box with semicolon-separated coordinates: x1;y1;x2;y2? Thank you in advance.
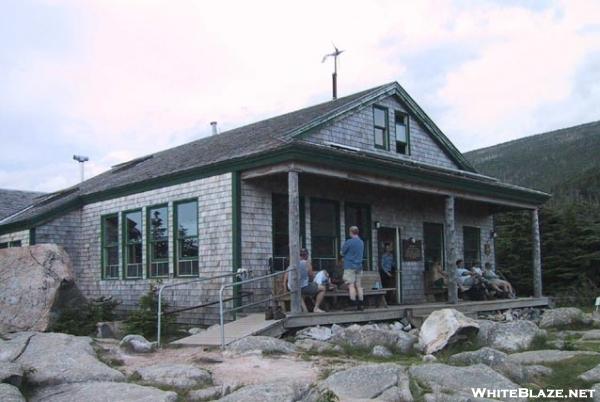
341;226;364;310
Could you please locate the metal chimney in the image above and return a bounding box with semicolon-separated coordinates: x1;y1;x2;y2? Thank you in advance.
210;121;218;135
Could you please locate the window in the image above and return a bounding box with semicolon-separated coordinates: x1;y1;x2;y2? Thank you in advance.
310;198;340;271
395;112;410;154
373;106;388;149
9;240;21;247
101;214;119;279
123;210;143;279
423;222;444;272
271;194;306;271
345;202;372;270
147;205;169;278
0;242;8;249
463;226;481;268
175;200;198;276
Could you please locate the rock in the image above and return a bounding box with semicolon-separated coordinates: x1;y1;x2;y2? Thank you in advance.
375;384;413;401
409;363;526;402
372;345;393;358
295;326;332;342
331;324;417;353
486;320;545;352
226;336;297;355
134;363;212;390
188;327;203;335
0;361;23;387
0;333;35;362
524;365;553;380
475;320;497;345
0;383;25;402
331;324;345;337
317;363;410;400
508;350;600;365
448;347;527;383
294;339;342;353
119;334;155;353
418;309;480;354
594;383;600;402
218;381;309;402
96;321;125;339
579;364;600;382
422;354;437;363
0;245;85;333
539;307;591;329
423;393;497;402
582;330;600;341
29;381;177;402
15;332;125;386
188;385;224;401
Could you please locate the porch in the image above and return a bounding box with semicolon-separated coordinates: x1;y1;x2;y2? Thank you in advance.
240;158;545;313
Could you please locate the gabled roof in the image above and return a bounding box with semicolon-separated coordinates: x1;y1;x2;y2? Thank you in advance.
0;189;45;221
0;81;525;233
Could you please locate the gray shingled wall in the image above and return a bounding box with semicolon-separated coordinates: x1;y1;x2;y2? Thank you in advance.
305;94;458;170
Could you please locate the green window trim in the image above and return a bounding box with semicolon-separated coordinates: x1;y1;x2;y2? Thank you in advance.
174;199;199;277
394;111;411;155
373;105;389;150
122;209;143;279
147;204;170;278
463;226;481;268
101;214;120;280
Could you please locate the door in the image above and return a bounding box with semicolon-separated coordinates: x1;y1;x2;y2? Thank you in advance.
423;222;445;293
310;198;340;272
377;226;402;304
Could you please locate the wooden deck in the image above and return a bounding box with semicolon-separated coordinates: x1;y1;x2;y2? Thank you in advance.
283;297;550;328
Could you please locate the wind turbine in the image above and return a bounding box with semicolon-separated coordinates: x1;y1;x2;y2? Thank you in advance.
322;44;345;99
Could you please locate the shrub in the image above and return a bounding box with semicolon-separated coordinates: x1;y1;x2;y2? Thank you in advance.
52;296;120;336
124;285;177;340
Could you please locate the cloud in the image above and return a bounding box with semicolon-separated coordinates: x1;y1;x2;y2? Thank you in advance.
0;0;599;190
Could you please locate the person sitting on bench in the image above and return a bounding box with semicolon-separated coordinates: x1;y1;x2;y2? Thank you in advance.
283;248;326;312
341;225;365;311
313;269;334;313
483;262;515;298
431;260;447;289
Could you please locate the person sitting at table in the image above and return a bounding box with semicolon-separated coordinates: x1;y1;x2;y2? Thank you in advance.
483;262;515;297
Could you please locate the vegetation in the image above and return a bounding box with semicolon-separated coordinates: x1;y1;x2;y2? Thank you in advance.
533;355;600;401
124;285;177;340
51;296;119;336
465;122;600;305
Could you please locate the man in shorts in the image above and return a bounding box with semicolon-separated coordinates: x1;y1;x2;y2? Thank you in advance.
341;226;364;310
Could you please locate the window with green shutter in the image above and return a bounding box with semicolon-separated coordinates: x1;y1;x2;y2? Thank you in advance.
123;210;143;279
147;205;169;278
174;200;199;276
101;214;119;279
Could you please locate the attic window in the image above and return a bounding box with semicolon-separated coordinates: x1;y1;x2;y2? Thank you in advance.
111;155;153;173
373;105;389;150
395;112;410;155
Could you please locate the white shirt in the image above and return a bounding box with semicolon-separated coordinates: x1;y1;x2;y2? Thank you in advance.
314;270;329;286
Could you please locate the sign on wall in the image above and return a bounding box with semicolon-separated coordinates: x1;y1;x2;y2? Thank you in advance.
402;239;422;261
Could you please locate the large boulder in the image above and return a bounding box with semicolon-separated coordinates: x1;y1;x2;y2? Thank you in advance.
418;309;479;354
581;330;600;341
188;385;226;401
486;320;545;352
29;381;177;402
14;332;125;386
226;336;297;355
0;361;23;387
218;381;309;402
0;333;34;362
134;363;212;390
409;363;526;402
316;364;411;401
0;244;85;333
0;383;25;402
508;350;600;365
448;347;527;383
539;307;591;329
295;326;332;342
119;334;155;353
331;324;417;353
294;339;342;354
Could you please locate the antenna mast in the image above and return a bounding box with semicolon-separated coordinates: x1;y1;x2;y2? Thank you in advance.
322;44;345;100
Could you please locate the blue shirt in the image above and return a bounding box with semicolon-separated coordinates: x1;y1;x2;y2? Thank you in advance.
342;236;364;270
287;260;310;290
381;253;395;273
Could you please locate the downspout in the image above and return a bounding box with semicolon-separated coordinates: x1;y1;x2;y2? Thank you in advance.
231;171;242;310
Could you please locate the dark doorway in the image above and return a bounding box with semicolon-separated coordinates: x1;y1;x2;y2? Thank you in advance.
344;202;372;270
377;226;401;304
310;198;340;272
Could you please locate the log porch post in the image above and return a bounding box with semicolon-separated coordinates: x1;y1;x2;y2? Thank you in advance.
531;208;543;298
288;170;302;314
445;196;458;304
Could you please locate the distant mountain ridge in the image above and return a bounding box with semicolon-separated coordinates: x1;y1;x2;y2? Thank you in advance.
465;120;600;203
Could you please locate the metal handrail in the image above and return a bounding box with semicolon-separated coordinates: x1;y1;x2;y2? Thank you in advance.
156;270;246;346
218;268;295;349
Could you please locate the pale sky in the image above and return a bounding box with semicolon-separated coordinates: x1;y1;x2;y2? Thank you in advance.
1;0;599;192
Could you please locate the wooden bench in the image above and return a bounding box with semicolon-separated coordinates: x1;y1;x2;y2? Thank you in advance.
273;271;394;312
